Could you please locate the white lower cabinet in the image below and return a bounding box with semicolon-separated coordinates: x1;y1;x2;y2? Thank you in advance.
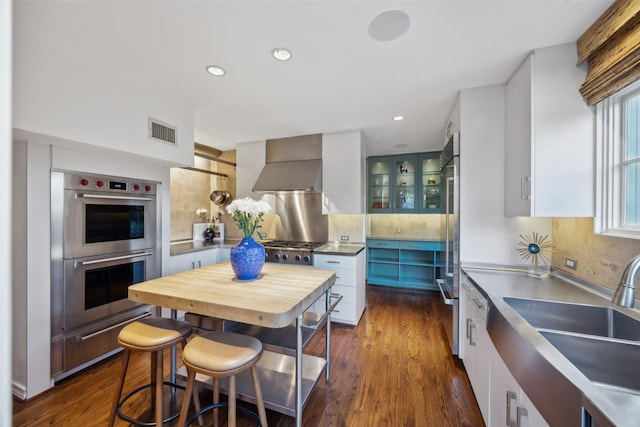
312;251;366;326
462;276;548;426
218;246;231;263
461;277;491;423
167;248;219;275
490;345;549;427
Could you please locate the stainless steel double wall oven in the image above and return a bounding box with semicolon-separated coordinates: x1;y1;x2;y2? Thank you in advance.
51;171;160;379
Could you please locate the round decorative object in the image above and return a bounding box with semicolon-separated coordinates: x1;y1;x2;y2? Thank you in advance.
203;228;215;241
517;232;554;279
230;237;265;280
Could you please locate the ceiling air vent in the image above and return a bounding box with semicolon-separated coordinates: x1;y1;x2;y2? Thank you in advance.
148;118;177;144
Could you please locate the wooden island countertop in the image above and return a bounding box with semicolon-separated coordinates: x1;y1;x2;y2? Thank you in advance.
129;261;336;328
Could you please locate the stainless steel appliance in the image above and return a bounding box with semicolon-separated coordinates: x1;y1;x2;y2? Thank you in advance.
436;132;460;355
51;171;160;380
263;240;326;266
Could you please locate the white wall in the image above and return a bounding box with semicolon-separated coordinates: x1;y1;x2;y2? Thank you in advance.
459;85;551;266
1;0;12;422
13;31;195;167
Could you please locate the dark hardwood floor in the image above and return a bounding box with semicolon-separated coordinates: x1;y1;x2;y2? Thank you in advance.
13;285;484;426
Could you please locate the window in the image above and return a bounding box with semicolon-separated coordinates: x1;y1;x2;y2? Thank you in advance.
595;79;640;239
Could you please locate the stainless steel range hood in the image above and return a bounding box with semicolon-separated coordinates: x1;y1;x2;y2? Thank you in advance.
252;134;322;192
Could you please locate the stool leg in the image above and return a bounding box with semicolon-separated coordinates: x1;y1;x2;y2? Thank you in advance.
177;369;195;427
155;350;164;426
250;366;268;427
228;375;236;427
108;349;131;427
150;351;157;410
212;377;219;427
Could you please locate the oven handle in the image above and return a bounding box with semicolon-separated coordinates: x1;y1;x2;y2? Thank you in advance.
76;193;154;202
436;278;454;305
78;311;152;342
79;251;154;266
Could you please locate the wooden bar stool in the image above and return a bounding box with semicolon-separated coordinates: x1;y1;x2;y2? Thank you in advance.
178;331;268;427
108;317;193;426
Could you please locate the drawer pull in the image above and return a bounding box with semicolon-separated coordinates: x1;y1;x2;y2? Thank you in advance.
327;260;341;264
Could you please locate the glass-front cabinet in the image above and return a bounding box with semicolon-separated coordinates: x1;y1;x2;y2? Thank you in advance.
368;151;441;214
419;152;441;213
392;155;418;213
369;157;392;213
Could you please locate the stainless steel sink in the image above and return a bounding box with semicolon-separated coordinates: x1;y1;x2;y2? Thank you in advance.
540;331;640;395
503;297;640;341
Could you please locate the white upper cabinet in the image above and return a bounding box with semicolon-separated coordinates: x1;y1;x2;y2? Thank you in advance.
322;131;365;214
505;42;594;217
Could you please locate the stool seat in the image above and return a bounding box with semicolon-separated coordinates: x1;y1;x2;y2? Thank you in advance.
183;331;262;373
179;331;268;427
119;318;193;350
109;317;193;427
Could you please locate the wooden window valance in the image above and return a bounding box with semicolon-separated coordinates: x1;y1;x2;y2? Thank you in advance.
578;0;640;106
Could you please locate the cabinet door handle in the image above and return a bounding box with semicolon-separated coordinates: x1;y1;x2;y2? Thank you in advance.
469;322;477;346
516;406;528;427
506;391;517;427
466;318;472;339
520;176;531;200
191;261;195;269
197;260;202;268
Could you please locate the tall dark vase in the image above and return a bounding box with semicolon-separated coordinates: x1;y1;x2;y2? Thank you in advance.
230;237;265;280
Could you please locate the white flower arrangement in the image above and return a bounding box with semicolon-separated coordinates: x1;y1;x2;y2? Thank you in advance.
225;197;272;238
196;208;221;229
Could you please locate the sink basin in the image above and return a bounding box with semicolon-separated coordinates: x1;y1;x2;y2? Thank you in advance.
503;297;640;341
540;331;640;395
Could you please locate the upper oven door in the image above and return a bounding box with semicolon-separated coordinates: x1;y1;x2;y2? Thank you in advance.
64;189;156;258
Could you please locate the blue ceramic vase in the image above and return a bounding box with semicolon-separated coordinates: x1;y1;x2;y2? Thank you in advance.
230;237;265;280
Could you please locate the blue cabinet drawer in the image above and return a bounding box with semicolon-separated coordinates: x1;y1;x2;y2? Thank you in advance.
367;239;400;249
399;241;441;251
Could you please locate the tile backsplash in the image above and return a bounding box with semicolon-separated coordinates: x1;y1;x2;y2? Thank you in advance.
551;217;640;291
170;151;236;241
367;214;444;240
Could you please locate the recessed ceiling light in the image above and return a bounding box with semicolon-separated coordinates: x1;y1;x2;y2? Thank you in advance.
205;65;226;76
369;10;411;42
393;115;405;121
272;48;292;61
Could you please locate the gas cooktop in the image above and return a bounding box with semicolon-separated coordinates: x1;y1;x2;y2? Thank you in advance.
262;240;326;250
262;240;326;265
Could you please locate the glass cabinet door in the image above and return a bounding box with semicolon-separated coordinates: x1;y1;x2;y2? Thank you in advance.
369;158;392;212
393;155;417;213
420;153;441;212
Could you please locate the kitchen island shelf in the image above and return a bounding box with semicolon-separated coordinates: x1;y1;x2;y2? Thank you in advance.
367;239;447;290
182;292;342;418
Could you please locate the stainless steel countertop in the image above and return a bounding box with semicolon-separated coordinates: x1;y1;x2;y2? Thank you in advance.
462;266;640;427
169;240;221;256
315;243;365;256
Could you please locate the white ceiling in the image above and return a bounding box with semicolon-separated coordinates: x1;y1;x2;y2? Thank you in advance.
14;0;612;156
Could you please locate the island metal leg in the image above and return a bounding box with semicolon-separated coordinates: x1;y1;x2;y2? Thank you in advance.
295;313;303;427
171;308;177;396
325;289;331;381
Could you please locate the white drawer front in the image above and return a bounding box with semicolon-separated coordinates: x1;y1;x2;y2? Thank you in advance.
332;268;356;287
331;284;356;304
314;254;357;270
332;301;356;324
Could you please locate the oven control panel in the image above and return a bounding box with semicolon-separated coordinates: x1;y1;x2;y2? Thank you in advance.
65;172;157;195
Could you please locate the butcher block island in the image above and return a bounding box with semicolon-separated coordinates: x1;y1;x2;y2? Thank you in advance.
128;261;338;427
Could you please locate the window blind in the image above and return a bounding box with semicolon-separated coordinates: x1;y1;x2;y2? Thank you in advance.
578;0;640;106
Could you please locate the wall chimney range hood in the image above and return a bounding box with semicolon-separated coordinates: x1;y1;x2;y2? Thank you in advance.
252;134;322;192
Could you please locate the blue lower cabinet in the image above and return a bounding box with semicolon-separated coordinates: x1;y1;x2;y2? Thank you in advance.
366;239;445;290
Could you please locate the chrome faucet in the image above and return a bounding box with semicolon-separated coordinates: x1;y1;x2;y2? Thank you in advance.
612;254;640;308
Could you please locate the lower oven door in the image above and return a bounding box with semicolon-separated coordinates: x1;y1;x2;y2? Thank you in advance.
63;250;157;330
